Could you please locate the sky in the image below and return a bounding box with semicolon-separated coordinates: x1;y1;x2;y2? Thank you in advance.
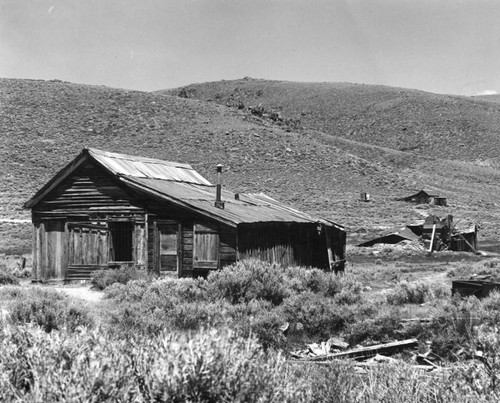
1;0;500;95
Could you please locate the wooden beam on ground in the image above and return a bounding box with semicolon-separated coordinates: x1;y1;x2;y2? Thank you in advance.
299;339;419;362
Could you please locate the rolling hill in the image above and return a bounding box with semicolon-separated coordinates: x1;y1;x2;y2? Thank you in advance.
2;77;500;253
160;78;500;164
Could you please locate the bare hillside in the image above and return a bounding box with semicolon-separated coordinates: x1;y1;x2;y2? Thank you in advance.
161;78;500;164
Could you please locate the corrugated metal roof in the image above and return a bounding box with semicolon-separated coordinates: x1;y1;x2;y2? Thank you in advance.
25;147;343;229
88;148;212;185
119;176;336;226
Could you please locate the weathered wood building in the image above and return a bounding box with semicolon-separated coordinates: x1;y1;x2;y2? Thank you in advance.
24;148;346;282
399;189;447;206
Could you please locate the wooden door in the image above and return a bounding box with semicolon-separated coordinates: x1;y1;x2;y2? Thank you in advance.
193;223;219;270
37;220;66;281
155;222;180;275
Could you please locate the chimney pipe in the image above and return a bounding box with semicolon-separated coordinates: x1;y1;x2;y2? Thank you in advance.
215;164;225;209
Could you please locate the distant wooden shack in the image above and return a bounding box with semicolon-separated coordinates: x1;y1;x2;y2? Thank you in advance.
24;148;346;282
399;189;447;206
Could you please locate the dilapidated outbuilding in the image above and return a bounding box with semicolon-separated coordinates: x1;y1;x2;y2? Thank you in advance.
24;148;346;282
357;215;478;253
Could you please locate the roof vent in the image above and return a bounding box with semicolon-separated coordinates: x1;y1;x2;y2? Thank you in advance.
214;164;225;209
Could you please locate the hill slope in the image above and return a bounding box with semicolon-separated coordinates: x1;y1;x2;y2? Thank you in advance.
160;78;500;164
2;78;500;253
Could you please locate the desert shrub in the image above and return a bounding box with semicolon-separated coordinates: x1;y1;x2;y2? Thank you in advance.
481;291;500;321
3;255;32;278
104;261;365;345
91;265;147;290
111;301;231;337
332;275;364;304
282;292;345;338
206;260;289;305
282;266;330;294
290;360;359;402
345;307;403;345
108;303;168;336
104;279;151;302
386;280;432;305
226;300;287;350
0;326;309;402
150;277;207;302
424;296;484;360
0;270;20;285
448;259;500;282
6;287;94;332
166;300;230;331
431;283;451;300
107;278;229;336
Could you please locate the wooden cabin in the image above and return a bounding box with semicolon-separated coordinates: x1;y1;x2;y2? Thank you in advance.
24;148;346;282
399;189;447;206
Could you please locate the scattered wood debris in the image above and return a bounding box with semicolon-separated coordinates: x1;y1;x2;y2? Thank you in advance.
292;338;418;362
291;338;448;372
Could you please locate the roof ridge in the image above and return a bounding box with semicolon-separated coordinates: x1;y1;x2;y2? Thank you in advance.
87;148;194;170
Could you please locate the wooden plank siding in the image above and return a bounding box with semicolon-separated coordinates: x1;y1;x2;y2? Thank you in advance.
237;223;330;269
146;216;237;278
219;226;237;269
35;160;144;217
330;224;346;263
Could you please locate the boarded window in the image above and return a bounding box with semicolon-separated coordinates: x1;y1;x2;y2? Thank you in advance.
109;222;133;261
193;223;219;270
157;223;178;272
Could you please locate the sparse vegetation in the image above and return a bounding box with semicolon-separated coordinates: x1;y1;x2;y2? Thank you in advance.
0;271;20;286
1;287;95;332
387;280;433;305
448;258;500;281
1;259;500;400
90;265;147;290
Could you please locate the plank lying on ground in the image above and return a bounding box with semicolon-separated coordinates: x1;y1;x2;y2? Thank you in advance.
355;362;436;371
299;339;419;362
400;318;432;323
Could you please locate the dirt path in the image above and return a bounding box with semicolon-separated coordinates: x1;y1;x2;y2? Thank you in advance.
55;286;103;303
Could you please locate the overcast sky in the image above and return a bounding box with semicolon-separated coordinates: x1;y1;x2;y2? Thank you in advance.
1;0;500;95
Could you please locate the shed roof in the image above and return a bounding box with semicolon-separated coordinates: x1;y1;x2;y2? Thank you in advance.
25;148;343;229
357;226;420;247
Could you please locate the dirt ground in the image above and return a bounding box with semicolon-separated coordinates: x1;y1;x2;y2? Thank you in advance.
53;285;103;303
